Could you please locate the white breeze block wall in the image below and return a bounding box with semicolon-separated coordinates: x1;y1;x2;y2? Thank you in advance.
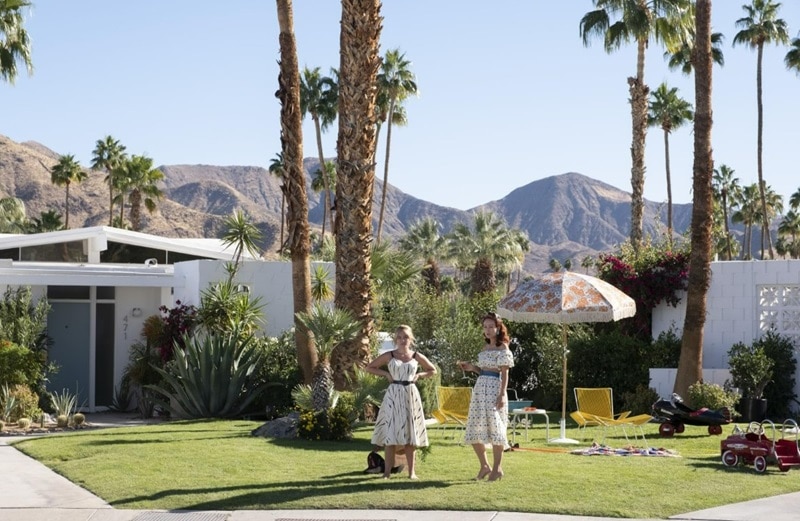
651;260;800;401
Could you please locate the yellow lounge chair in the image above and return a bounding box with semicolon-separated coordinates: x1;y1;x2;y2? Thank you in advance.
431;386;472;442
570;387;651;443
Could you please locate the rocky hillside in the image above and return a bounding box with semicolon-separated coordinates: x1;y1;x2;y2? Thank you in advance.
0;133;691;273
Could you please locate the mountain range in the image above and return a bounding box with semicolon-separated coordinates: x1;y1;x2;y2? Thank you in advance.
0;134;693;274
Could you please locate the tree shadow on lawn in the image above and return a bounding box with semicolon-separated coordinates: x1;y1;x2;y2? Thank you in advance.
111;474;453;511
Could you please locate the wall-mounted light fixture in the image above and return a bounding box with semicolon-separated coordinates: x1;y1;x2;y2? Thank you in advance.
145;258;158;267
131;307;143;317
236;284;251;294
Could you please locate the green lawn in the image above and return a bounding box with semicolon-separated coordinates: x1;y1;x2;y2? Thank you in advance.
11;419;800;518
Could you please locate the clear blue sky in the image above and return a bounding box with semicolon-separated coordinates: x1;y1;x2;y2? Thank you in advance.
2;1;799;211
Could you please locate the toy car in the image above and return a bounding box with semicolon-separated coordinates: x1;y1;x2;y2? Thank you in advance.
652;393;732;437
720;419;800;473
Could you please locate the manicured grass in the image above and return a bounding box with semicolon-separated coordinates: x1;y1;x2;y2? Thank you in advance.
11;419;800;518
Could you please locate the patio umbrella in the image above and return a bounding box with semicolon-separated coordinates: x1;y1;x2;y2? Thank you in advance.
497;271;636;444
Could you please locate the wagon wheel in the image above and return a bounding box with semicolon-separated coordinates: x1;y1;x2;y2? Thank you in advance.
674;422;685;434
659;423;675;437
722;450;739;467
753;456;768;473
708;425;723;436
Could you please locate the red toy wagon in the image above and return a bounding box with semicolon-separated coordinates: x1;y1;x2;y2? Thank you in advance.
720;419;800;473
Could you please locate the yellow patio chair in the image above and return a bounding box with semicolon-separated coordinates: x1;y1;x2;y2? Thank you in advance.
570;387;651;443
431;386;472;442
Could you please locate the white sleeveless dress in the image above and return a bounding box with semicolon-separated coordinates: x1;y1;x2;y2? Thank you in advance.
371;352;429;447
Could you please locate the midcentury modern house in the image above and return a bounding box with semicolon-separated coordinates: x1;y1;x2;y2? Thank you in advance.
0;226;319;412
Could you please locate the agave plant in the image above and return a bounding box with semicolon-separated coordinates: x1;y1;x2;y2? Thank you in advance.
147;327;267;418
295;304;360;412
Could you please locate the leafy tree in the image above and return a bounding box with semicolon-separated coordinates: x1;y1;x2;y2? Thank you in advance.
276;0;316;386
49;154;86;229
268;153;287;253
0;196;27;233
30;210;63;233
731;183;761;259
786;36;800;74
300;66;338;235
580;0;692;252
333;0;381;392
648;82;693;243
733;0;790;260
446;211;517;296
398;217;446;294
675;0;714;398
118;154;164;231
375;48;417;243
91;135;128;226
712;164;742;260
295;304;361;412
0;0;32;84
310;160;336;241
220;209;262;282
777;210;800;258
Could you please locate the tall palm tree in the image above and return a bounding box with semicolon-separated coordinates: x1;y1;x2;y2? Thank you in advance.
398;217;446;294
310;160;336;240
119;154;164;232
760;183;783;258
674;0;713;400
268;153;287;253
300;66;338;235
445;210;516;295
712;164;742;260
91;135;128;226
732;183;761;259
580;0;692;253
777;210;800;259
648;82;693;243
733;0;790;260
786;36;800;74
276;0;316;385
50;154;86;229
332;0;382;391
0;0;32;85
375;49;417;243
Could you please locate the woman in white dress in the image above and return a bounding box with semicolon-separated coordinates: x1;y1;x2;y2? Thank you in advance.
458;312;514;481
366;325;437;479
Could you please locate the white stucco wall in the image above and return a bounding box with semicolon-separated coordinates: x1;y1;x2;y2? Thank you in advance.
173;260;335;338
113;286;164;386
651;260;800;401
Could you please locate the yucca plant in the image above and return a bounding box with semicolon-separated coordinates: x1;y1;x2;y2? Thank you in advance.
50;387;78;419
295;304;361;412
147;328;268;418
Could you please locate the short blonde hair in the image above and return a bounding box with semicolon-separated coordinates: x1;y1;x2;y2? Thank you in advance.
394;324;415;345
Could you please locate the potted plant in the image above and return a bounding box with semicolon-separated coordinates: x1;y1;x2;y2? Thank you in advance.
726;341;774;423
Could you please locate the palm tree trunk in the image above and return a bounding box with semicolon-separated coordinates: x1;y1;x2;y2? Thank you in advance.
333;0;381;391
64;182;70;229
756;42;773;259
663;128;673;246
376;96;396;243
722;193;732;260
130;189;142;231
627;38;649;253
108;186;114;226
313;116;334;236
675;0;713;399
277;0;316;384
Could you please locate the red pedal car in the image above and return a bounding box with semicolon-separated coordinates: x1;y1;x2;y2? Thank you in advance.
720;419;800;473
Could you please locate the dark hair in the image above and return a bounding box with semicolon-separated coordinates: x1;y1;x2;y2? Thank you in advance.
481;312;509;346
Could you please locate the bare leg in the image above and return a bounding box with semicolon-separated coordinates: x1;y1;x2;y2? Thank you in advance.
405;445;417;479
488;444;504;481
471;443;491;480
383;445;395;479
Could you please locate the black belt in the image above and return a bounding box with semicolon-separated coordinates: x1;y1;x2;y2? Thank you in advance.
479;370;500;378
392;380;413;385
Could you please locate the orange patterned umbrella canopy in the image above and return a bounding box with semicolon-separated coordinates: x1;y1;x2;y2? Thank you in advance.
498;271;636;324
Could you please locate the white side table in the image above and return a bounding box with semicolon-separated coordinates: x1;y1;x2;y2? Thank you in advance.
509;409;550;443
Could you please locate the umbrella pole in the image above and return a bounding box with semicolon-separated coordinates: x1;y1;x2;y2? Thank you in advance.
550;324;578;444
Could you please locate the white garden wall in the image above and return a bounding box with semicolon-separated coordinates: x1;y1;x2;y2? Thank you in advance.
651;260;800;401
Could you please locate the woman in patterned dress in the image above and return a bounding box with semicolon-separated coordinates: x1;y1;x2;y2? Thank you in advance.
458;312;514;481
366;325;437;479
